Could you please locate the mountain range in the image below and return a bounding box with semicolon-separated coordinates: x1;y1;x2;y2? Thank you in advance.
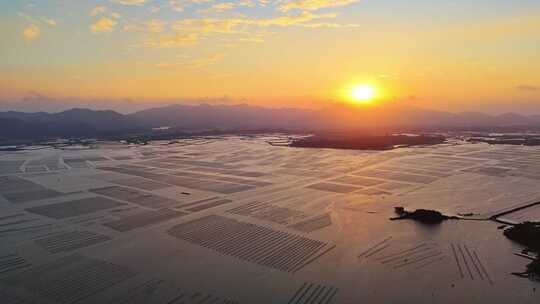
1;103;540;141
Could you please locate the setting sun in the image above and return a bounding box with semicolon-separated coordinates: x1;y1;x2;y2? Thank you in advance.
351;85;376;103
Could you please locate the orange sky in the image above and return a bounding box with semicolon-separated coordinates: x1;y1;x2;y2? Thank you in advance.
1;0;539;113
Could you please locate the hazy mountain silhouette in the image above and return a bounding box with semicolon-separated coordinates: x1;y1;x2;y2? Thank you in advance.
128;104;320;130
0;108;140;140
2;104;540;141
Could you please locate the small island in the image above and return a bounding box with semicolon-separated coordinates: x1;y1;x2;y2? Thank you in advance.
290;134;446;150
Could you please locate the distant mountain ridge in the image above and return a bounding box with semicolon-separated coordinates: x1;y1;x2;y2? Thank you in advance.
129;103;540;129
0;108;140;140
2;103;540;141
128;104;320;130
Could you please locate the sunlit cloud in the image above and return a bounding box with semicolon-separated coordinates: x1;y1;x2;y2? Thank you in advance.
18;12;57;42
142;32;200;48
170;11;341;33
23;24;40;42
18;12;39;23
112;0;147;6
199;3;237;14
198;1;256;14
90;7;121;34
139;11;355;48
91;17;118;33
168;0;186;12
168;0;216;13
124;20;166;33
299;22;359;28
42;18;57;27
90;6;107;16
172;18;242;34
279;0;359;12
253;11;338;27
19;13;57;28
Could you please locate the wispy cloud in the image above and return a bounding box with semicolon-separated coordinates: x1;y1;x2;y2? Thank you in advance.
198;1;256;14
23;24;40;42
142;33;200;48
18;12;57;42
90;7;121;34
42;18;57;27
198;3;237;14
170;11;345;33
140;11;357;48
279;0;359;12
124;20;166;33
168;0;186;12
111;0;147;6
91;17;118;33
90;6;107;16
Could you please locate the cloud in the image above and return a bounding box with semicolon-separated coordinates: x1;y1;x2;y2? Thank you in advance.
91;17;118;33
19;13;57;27
90;8;121;34
112;0;147;6
142;33;200;48
90;6;107;16
517;85;539;92
124;20;166;33
42;18;57;27
199;3;237;14
23;24;40;42
168;0;216;13
140;11;356;48
198;1;256;14
253;11;338;27
172;18;243;34
168;0;186;12
279;0;359;12
297;22;359;28
170;11;339;33
18;12;39;23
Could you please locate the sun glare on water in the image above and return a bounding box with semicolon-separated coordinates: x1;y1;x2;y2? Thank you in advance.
351;85;376;103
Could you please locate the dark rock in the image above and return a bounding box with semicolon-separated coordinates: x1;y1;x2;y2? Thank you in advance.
504;222;540;252
504;222;540;280
390;207;458;225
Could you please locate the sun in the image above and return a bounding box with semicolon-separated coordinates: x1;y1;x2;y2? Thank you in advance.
351;85;376;102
